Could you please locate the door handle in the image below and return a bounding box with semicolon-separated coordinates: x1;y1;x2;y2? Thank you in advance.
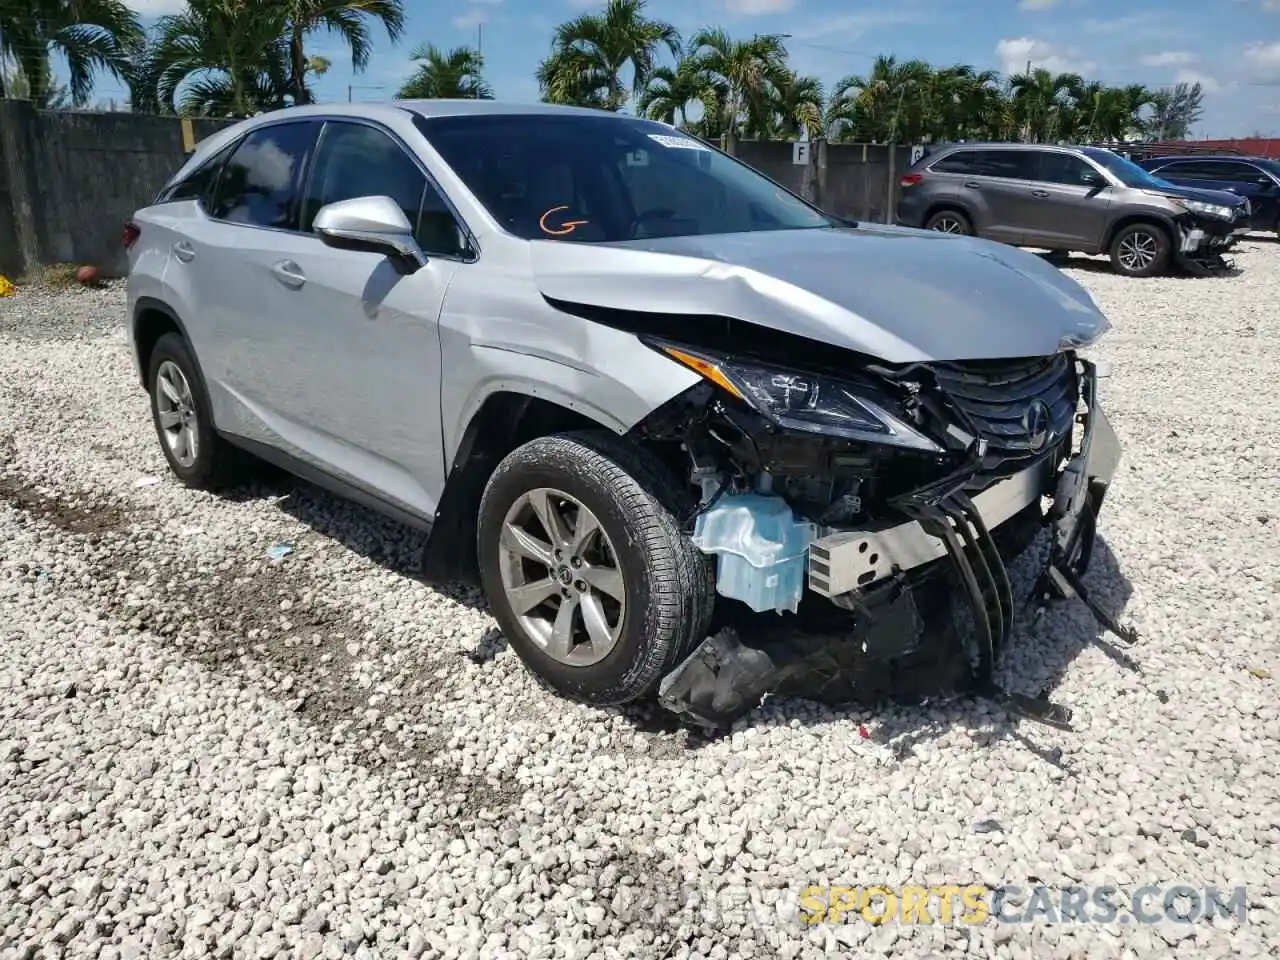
1031;189;1050;199
172;241;195;263
271;260;306;289
963;181;982;189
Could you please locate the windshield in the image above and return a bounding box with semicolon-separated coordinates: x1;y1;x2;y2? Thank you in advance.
1081;148;1175;190
1255;158;1280;179
414;113;836;243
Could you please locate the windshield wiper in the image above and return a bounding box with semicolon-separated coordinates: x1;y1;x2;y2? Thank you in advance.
828;214;859;228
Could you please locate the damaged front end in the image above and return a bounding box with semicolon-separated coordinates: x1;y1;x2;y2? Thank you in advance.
631;337;1125;731
1173;201;1252;275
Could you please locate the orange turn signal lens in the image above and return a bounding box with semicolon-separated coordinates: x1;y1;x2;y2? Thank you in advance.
661;347;745;400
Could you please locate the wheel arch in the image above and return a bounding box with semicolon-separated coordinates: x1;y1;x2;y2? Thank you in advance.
132;297;192;391
421;390;620;586
1102;213;1176;255
922;202;975;229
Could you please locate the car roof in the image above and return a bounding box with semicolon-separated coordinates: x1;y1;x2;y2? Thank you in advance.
1144;154;1265;163
931;142;1085;152
395;99;636;121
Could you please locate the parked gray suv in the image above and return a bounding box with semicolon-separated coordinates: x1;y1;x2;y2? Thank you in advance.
126;102;1125;729
896;143;1251;277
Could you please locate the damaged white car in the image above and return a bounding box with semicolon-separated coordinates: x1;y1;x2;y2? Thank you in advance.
125;101;1127;730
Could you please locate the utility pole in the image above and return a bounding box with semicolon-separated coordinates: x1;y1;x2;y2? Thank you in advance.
478;23;483;56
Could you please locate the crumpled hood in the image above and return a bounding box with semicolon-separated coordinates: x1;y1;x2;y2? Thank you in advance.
529;223;1110;363
1143;183;1248;208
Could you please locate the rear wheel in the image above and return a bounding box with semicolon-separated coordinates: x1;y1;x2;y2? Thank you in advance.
924;209;973;235
1109;222;1170;277
147;333;248;490
477;431;714;706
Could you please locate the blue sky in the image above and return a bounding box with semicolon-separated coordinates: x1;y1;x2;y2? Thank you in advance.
103;0;1280;136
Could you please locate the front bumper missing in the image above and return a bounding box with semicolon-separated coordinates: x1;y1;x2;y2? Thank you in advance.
1176;218;1248;273
658;360;1129;732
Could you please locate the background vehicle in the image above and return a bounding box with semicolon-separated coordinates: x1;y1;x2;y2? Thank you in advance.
896;142;1251;276
125;102;1120;728
1137;155;1280;235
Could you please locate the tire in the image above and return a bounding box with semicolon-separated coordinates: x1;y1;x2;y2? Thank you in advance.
1109;222;1170;277
477;430;715;706
924;209;973;235
147;332;248;490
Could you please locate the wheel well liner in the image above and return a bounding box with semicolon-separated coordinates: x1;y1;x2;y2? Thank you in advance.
132;297;188;390
922;202;973;226
421;392;607;586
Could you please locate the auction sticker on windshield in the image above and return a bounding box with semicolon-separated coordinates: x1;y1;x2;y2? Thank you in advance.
648;133;709;150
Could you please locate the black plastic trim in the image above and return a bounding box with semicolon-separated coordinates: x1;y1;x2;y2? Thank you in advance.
219;433;436;533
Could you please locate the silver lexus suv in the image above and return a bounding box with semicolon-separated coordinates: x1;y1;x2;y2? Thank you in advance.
126;101;1124;730
896;142;1250;277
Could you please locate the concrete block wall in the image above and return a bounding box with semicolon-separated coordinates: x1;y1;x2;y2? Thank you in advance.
0;101;235;279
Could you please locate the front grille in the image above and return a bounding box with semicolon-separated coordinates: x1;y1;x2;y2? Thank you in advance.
927;353;1077;453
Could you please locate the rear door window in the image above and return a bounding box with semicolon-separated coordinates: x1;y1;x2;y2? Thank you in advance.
930;151;986;174
207;121;321;230
932;150;1036;180
1159;161;1232;180
158;142;237;206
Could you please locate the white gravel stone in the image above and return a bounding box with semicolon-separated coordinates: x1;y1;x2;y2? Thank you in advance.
1;242;1279;958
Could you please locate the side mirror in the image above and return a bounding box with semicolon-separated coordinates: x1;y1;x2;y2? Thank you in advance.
1079;170;1103;188
314;196;426;274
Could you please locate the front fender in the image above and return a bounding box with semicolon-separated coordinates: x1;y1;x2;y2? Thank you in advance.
436;267;700;470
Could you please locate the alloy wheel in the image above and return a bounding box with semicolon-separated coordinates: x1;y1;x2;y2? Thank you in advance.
155;360;199;468
1117;231;1158;272
497;487;626;666
932;216;966;234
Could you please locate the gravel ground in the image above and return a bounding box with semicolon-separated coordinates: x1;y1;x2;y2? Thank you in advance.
2;239;1278;960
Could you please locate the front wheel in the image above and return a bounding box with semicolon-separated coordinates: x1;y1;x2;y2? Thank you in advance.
925;209;973;235
477;431;714;706
1109;223;1170;277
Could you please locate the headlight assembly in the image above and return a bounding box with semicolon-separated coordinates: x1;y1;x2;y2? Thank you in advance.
1174;198;1234;220
654;342;942;452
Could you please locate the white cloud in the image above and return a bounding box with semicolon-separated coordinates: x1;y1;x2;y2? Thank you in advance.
1175;69;1222;93
789;11;930;42
1244;41;1280;83
124;0;187;15
1141;51;1196;67
995;37;1094;77
722;0;795;12
453;10;488;28
453;0;499;29
1017;0;1059;9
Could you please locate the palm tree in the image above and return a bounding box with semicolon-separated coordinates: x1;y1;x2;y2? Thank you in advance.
688;29;789;140
1008;68;1082;143
537;0;680;111
397;44;492;99
150;0;294;116
0;0;142;106
828;55;933;144
770;71;823;139
637;56;711;128
278;0;404;107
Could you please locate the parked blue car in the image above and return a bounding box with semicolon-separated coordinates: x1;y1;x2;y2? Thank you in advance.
1137;155;1280;235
